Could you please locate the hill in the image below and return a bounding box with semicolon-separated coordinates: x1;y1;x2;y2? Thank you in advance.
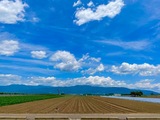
0;85;158;95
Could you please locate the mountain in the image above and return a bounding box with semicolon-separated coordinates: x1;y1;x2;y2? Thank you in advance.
0;85;158;95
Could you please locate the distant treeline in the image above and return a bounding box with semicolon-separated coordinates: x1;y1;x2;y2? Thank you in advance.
130;91;143;97
82;91;144;97
0;92;24;95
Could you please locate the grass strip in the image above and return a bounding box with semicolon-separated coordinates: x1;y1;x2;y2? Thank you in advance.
0;94;63;106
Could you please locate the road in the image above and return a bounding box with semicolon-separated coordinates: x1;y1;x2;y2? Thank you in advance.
0;114;160;119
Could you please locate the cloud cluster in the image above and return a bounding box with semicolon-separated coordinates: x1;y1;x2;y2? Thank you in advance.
0;41;104;74
50;51;81;71
130;79;160;90
82;64;104;75
50;51;104;74
0;0;28;24
74;0;125;25
31;51;47;59
69;76;126;87
0;74;125;87
0;74;22;85
0;40;19;56
111;62;160;76
27;76;60;86
1;74;160;91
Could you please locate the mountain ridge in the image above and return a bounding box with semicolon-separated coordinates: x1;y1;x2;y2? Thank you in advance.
0;84;158;95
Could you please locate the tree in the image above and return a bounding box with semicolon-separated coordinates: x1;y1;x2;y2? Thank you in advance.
130;91;143;97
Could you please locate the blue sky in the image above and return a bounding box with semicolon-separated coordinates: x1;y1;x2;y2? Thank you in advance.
0;0;160;92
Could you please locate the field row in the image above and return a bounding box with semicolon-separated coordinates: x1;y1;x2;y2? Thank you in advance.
0;96;159;113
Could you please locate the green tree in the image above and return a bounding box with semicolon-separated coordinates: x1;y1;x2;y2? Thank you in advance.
130;91;143;97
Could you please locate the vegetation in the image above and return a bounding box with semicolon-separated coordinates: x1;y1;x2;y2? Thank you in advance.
0;92;26;95
0;94;63;106
130;91;143;97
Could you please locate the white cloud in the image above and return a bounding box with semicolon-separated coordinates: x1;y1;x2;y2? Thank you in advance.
97;64;105;71
97;40;150;51
87;1;94;7
0;74;22;85
0;74;57;86
0;74;126;87
0;0;28;24
79;54;104;74
110;62;160;76
79;53;101;66
50;51;80;71
129;79;160;92
78;53;101;66
74;0;124;25
50;51;103;73
89;57;101;62
1;74;160;92
27;76;58;86
31;51;47;59
0;40;19;56
70;76;126;87
73;0;82;7
82;63;105;75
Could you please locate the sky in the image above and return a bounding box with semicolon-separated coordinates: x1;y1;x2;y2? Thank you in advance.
0;0;160;92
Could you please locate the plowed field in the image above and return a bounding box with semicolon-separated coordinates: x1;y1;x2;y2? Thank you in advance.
0;96;159;113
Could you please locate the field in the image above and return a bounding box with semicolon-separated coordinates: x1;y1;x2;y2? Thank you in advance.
0;94;63;106
0;96;159;113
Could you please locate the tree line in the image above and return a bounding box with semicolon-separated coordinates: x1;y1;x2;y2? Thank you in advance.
130;91;143;97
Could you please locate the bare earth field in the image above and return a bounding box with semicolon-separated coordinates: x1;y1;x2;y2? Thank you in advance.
0;96;159;114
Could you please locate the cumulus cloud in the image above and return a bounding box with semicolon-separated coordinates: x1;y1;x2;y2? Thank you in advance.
0;74;57;86
69;76;126;87
73;0;82;7
1;74;160;91
0;74;22;85
50;51;81;71
97;40;150;51
0;40;19;56
82;64;105;75
74;0;124;25
27;76;59;86
0;0;28;24
129;79;160;91
31;51;47;59
0;74;126;87
110;62;160;76
79;54;104;74
50;51;104;73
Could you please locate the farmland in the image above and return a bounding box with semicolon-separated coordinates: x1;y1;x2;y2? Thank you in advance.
0;96;159;113
0;94;63;106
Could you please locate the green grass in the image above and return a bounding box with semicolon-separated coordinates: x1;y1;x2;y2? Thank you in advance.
0;94;63;106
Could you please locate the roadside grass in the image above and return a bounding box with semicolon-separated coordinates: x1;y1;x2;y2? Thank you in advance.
0;94;63;106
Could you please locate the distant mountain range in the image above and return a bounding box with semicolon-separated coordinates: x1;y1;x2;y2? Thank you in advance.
0;85;158;95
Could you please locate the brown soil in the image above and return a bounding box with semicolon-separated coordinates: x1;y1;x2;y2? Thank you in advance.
0;96;159;113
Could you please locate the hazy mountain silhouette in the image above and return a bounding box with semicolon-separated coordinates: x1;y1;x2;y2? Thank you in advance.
0;85;158;95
